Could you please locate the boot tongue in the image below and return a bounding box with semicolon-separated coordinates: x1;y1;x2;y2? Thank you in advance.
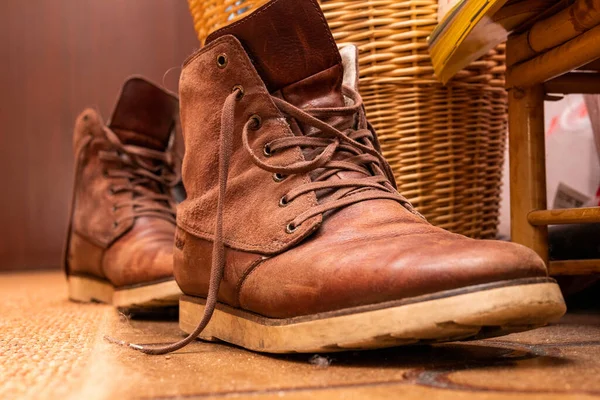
109;77;178;151
205;0;345;110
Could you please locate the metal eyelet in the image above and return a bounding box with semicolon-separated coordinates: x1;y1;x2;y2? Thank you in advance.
249;114;262;130
102;169;109;178
108;187;116;195
216;53;228;68
286;222;298;234
232;85;244;100
263;144;273;157
113;221;118;228
279;196;289;207
273;173;286;182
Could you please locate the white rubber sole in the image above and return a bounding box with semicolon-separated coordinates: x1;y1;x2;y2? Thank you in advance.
179;278;566;353
68;275;181;309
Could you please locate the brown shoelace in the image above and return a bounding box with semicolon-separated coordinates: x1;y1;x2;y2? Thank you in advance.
107;85;413;354
99;126;177;225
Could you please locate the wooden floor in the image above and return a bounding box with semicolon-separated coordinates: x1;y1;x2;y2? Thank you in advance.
2;271;600;399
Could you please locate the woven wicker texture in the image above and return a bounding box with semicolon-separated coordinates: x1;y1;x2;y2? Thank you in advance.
186;0;507;238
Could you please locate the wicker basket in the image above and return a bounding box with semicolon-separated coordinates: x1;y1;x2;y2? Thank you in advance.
187;0;508;239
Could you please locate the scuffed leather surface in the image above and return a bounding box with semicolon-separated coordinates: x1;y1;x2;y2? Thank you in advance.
178;36;322;254
205;0;341;93
238;200;547;318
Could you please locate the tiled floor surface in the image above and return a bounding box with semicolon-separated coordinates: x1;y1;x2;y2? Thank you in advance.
1;271;599;399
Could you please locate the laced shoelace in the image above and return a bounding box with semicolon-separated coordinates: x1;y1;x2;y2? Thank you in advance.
106;85;413;354
99;126;178;225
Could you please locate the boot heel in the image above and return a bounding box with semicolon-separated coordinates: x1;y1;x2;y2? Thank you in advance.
67;275;114;304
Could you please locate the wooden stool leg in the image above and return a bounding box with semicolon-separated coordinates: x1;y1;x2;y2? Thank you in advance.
508;84;549;264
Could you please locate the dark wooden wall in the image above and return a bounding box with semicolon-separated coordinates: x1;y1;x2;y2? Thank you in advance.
0;1;199;270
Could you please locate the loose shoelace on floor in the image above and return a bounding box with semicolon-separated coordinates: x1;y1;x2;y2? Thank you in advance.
107;85;413;354
99;126;178;225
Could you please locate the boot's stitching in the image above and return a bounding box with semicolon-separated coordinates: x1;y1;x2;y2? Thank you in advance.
234;256;267;307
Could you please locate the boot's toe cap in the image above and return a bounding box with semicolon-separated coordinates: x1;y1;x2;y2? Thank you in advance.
239;235;547;318
385;237;547;297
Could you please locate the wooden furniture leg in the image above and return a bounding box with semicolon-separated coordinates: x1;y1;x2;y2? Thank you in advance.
508;84;548;264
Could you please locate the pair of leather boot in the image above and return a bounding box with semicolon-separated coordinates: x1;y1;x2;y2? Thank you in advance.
66;0;566;354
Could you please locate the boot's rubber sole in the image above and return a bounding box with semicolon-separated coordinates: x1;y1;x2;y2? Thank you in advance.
179;277;566;353
68;275;181;309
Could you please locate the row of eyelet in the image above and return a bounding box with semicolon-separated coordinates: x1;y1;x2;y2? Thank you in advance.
262;123;298;233
217;52;298;235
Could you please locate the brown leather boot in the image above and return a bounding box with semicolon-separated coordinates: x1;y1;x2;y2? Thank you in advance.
65;77;182;309
128;0;565;354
